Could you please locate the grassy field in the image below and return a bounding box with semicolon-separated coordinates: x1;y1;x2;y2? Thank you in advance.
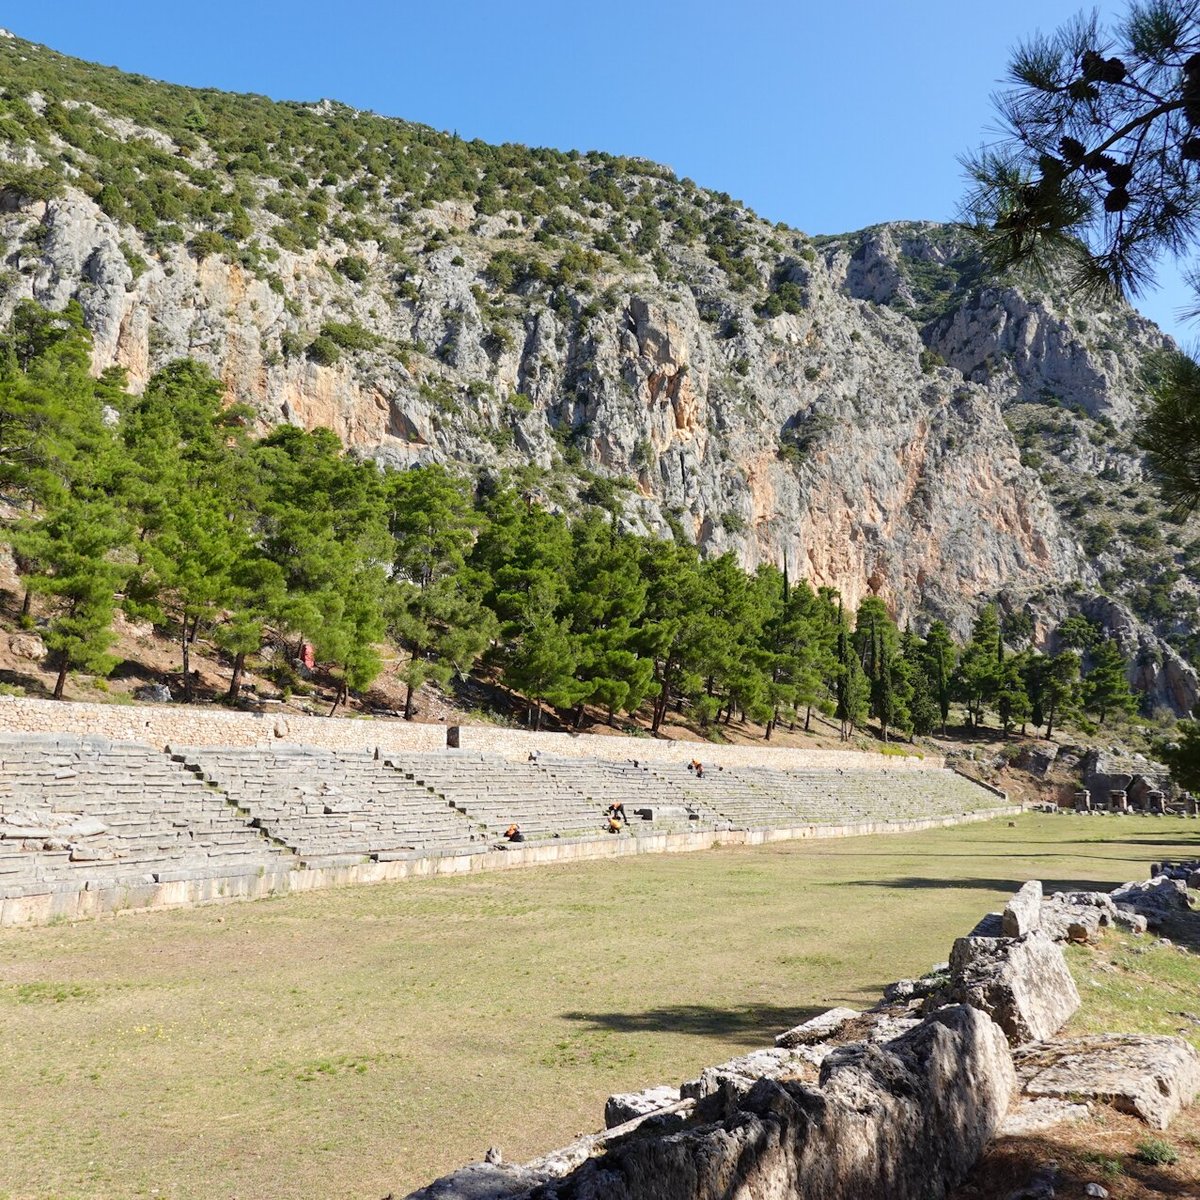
1;813;1198;1200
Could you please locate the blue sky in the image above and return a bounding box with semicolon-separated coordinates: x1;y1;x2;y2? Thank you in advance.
9;1;1193;339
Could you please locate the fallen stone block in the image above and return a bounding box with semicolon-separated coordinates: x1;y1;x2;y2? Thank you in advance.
946;931;1080;1045
476;1005;1015;1200
775;1006;860;1048
1112;908;1149;934
680;1045;815;1116
1110;876;1191;927
1002;880;1043;937
1015;1034;1200;1130
604;1085;679;1129
1039;891;1116;942
998;1097;1091;1137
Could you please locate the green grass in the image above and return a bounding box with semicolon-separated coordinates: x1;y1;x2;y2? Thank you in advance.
0;814;1196;1200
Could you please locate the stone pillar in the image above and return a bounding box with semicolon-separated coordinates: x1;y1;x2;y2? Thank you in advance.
1110;790;1128;813
1148;790;1166;815
1073;790;1091;813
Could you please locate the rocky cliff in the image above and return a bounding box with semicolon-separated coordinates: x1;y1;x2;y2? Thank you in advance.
0;30;1196;708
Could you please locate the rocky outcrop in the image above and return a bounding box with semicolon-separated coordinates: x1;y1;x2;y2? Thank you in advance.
1002;879;1043;938
2;36;1197;701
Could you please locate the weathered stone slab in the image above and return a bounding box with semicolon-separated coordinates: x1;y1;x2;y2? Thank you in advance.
947;931;1080;1045
603;1085;678;1129
680;1045;815;1116
1016;1034;1200;1130
1002;880;1043;937
775;1006;860;1048
998;1097;1091;1136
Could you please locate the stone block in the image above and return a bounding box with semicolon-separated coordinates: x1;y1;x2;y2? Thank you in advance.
1002;880;1043;937
947;931;1080;1045
603;1085;679;1129
775;1006;860;1048
1016;1034;1200;1130
463;1005;1016;1200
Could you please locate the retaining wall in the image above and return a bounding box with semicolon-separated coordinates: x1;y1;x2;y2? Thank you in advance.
0;695;446;753
0;696;940;769
0;805;1017;927
449;724;940;770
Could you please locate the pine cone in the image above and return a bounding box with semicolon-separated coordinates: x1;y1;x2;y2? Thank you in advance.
1083;151;1117;174
1104;161;1133;187
1101;57;1127;84
1059;136;1086;166
1184;74;1200;126
1104;187;1131;213
1081;49;1105;82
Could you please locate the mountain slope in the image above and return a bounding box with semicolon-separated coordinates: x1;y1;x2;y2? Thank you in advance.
0;29;1196;710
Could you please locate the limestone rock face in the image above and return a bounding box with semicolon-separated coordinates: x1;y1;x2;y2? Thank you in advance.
946;931;1081;1045
573;1006;1012;1200
406;1007;1013;1200
1110;876;1192;927
1039;891;1118;942
4;71;1199;707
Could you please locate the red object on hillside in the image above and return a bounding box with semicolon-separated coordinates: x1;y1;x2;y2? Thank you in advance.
301;642;315;669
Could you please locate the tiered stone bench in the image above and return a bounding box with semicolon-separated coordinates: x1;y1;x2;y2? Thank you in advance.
385;752;608;841
645;763;999;829
0;725;1015;925
172;745;481;866
0;733;293;901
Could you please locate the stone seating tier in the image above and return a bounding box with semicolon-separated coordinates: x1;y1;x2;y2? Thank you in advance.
0;735;1008;899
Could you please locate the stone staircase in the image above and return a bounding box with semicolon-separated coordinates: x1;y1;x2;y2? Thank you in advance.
171;745;482;866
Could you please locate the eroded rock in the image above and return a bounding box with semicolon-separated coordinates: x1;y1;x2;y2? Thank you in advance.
776;1006;860;1048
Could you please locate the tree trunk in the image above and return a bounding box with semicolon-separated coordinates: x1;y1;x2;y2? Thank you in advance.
182;621;192;704
573;703;584;730
606;705;615;727
53;653;69;701
327;679;346;717
20;588;31;619
804;705;812;732
404;680;415;721
226;650;246;704
764;719;772;741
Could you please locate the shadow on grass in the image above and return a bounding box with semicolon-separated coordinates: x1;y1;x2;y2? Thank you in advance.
841;875;1131;895
0;667;51;698
561;1003;832;1040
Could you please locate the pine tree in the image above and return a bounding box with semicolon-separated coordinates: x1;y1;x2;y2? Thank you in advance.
13;496;129;699
1043;651;1083;738
996;654;1032;736
922;621;958;734
1085;636;1139;724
